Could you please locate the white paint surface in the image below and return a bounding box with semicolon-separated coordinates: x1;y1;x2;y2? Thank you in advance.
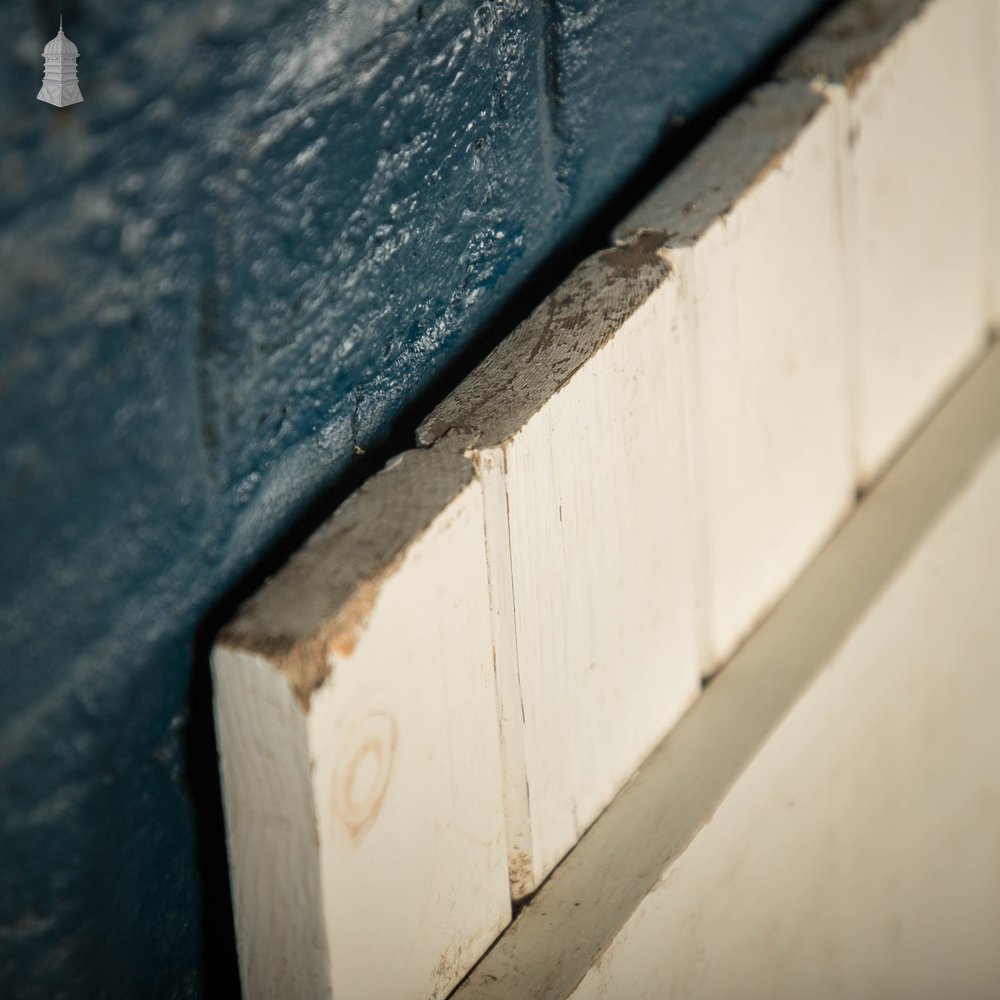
212;4;1000;992
616;82;855;668
452;337;1000;1000
307;479;510;1000
214;650;331;1000
783;0;992;484
419;247;701;897
572;369;1000;1000
213;450;510;1000
494;280;700;894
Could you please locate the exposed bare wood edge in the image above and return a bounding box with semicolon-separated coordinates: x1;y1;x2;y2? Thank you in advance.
217;447;474;708
449;339;1000;1000
415;234;671;451
612;82;827;248
777;0;930;93
212;649;333;1000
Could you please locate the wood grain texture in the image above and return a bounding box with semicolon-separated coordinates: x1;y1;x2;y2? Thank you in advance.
214;650;331;1000
781;0;993;484
571;353;1000;1000
213;448;510;999
419;242;702;897
616;81;854;668
452;331;1000;1000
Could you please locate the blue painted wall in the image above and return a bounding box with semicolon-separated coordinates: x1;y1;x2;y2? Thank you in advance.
0;0;827;995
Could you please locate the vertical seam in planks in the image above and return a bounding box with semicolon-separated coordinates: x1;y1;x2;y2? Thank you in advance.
475;443;537;899
500;440;537;890
670;248;714;676
825;82;864;493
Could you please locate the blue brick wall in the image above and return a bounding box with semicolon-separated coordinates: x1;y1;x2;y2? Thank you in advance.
0;1;826;994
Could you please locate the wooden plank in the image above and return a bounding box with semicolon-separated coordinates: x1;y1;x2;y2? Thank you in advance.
452;337;1000;1000
212;447;510;1000
614;81;855;668
419;240;701;898
780;0;993;485
570;364;1000;1000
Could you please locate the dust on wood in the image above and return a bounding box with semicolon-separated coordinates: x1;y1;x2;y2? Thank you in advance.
432;941;480;998
417;238;671;451
508;849;535;901
779;0;931;95
613;82;827;248
218;448;475;710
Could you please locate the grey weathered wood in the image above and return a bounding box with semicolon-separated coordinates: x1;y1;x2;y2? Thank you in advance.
779;0;929;90
419;234;673;452
613;83;829;249
220;447;480;707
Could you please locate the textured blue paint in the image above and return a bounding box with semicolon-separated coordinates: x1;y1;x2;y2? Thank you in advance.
0;0;826;995
549;0;826;214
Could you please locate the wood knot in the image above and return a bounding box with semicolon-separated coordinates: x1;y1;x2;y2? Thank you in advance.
330;711;398;843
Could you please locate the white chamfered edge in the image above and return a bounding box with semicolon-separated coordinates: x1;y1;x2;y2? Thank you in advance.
453;337;1000;1000
780;0;993;485
615;80;855;669
419;239;702;898
212;448;510;1000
